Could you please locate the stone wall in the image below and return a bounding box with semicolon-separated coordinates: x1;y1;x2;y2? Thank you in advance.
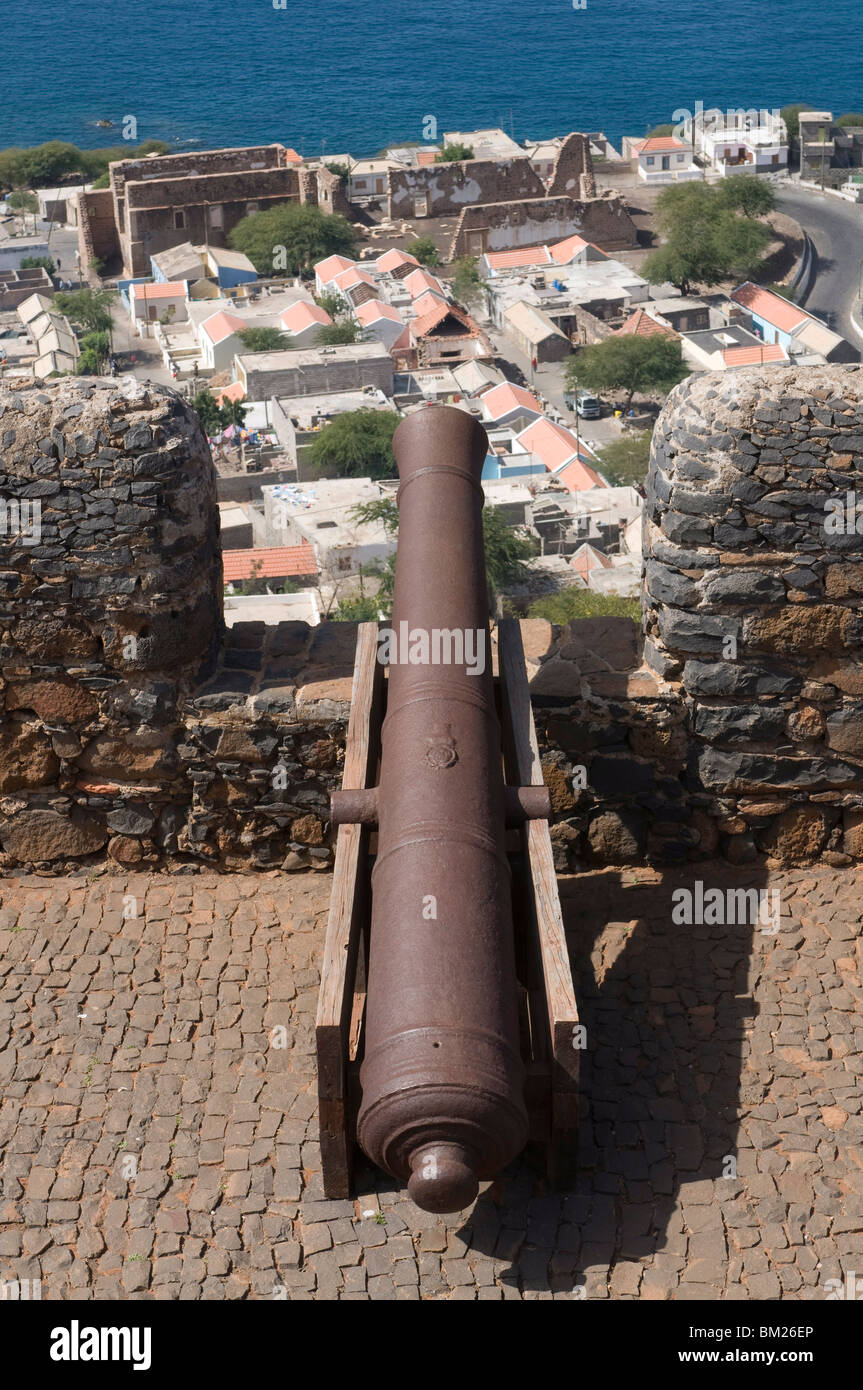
388;158;546;220
448;193;638;260
642;364;863;867
547;132;596;200
76;189;121;281
5;370;863;874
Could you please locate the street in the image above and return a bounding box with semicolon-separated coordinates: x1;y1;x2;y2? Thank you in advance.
776;185;863;354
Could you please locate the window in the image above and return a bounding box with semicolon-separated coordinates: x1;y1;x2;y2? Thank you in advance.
246;201;259;215
209;204;224;228
677;153;685;163
646;156;655;166
173;209;186;229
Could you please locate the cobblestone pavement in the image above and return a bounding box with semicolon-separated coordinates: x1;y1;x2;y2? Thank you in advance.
0;864;861;1301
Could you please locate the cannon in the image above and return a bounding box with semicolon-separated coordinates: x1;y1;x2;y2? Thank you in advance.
317;406;580;1214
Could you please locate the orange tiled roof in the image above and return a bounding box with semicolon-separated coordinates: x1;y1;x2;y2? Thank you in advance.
314;254;356;283
411;301;479;339
484;246;553;271
356;298;404;325
333;266;376;291
201;310;248;344
639;136;690;153
404;267;445;298
416;149;437;166
516;417;582;470
482;382;543;419
376;248;420;273
555;456;606;492
549;234;591;263
133;280;186;299
723;342;787;366
214;382;246;405
223;544;317;584
615;308;679;339
412;289;448;317
731;282;809;334
279;302;332;331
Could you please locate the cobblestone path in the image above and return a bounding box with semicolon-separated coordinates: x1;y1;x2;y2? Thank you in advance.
0;865;860;1300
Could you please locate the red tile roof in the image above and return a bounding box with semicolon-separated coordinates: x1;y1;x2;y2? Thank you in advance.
376;248;420;274
333;266;376;291
412;289;448;317
411;301;478;339
549;234;591;264
731;282;809;334
355;298;404;325
484;245;553;271
516;417;582;470
201;310;248;344
279;301;332;332
722;342;787;366
416;149;437;166
314;254;356;283
214;382;246;405
555;456;606;492
223;544;317;584
615;308;679;339
639;136;690;153
482;381;543;420
133;280;186;300
405;268;445;299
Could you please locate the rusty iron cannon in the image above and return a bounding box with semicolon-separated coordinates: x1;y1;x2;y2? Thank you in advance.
317;406;580;1214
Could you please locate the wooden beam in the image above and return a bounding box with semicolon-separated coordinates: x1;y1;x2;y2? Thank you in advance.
498;619;580;1186
316;622;383;1198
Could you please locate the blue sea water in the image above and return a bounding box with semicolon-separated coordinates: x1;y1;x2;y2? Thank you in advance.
1;0;861;157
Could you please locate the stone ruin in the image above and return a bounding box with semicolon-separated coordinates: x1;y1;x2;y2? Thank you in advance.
1;366;863;874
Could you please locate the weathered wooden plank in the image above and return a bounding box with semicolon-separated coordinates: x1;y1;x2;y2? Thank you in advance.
498;620;580;1184
316;622;382;1198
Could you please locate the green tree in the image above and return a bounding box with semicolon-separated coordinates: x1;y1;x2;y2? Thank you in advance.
191;388;224;436
765;281;798;302
595;431;653;487
528;589;640;623
237;325;293;353
348;496;534;610
54;287;115;333
451;255;483;308
780;103;814;142
325;161;352;181
643;183;769;293
8;190;38;213
435;143;474;162
20;255;55;274
228;203;356;276
405;236;440;267
307;409;398;479
647;124;675;137
332;591;384;621
316;320;362;345
837;113;863;128
314;290;344;320
75;330;110;375
565;336;687;409
717;175;775;218
92;171;111;189
220;396;249;429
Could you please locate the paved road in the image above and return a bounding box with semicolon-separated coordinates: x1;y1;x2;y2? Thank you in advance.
776;186;863;356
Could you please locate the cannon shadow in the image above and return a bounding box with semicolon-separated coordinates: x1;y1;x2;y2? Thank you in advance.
461;863;766;1296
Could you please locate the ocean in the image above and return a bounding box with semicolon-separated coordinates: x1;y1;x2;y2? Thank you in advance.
1;0;861;157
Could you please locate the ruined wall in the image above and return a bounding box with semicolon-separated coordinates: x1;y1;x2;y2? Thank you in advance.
314;167;355;220
388;157;545;220
76;189;121;281
448;193;639;260
120;168;302;277
546;131;596;200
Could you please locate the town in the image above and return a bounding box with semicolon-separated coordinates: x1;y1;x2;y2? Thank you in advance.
1;105;860;631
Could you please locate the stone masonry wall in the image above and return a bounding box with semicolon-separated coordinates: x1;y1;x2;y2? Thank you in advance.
448;193;638;260
5;370;863;874
642;365;863;868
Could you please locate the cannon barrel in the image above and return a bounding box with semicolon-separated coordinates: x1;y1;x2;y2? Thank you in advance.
352;406;532;1213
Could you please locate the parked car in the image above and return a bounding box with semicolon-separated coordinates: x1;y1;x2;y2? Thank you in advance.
575;389;601;419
